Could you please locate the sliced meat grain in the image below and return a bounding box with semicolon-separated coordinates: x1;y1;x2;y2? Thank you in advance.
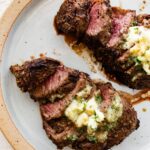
107;7;136;48
40;73;87;121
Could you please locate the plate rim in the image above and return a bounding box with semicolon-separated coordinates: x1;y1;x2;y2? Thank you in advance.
0;0;34;149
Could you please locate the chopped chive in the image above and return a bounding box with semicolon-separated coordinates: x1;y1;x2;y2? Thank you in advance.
67;134;78;142
95;95;103;103
87;135;98;143
131;20;138;26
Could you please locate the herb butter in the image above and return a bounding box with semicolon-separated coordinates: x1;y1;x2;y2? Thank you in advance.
124;26;150;75
65;86;123;142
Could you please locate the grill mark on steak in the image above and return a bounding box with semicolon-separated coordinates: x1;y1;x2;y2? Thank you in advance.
10;58;61;92
40;73;87;121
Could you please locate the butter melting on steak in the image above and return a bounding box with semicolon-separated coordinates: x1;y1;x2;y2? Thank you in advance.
10;57;139;150
55;0;150;89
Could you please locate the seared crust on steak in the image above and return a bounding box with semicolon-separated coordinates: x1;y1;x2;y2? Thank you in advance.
55;0;92;37
10;58;61;92
55;0;150;89
10;57;139;150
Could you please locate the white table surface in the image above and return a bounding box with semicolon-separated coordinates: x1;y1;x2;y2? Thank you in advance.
0;0;14;150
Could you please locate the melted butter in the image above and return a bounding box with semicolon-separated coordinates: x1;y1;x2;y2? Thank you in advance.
124;26;150;75
65;85;123;142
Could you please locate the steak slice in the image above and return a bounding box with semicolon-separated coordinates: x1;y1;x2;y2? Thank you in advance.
107;7;136;48
30;67;79;101
10;58;61;92
40;73;87;121
86;0;112;46
105;94;139;149
55;0;150;89
11;57;139;150
55;0;91;37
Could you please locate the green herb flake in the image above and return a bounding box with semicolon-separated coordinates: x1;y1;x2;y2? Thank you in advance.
111;104;120;112
133;57;141;65
95;95;103;103
131;21;138;26
134;27;139;34
67;135;78;142
77;127;85;134
87;135;98;143
103;124;111;131
147;46;150;50
83;102;87;110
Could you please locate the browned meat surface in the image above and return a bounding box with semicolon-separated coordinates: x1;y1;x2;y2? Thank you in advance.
55;0;92;37
86;0;112;46
10;58;61;92
43;118;77;148
10;57;139;150
55;0;150;89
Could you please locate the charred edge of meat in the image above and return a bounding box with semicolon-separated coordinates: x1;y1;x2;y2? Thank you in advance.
43;117;76;149
55;0;92;37
10;58;61;92
40;73;89;121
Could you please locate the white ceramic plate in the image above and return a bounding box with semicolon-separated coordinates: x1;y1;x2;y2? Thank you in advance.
1;0;150;150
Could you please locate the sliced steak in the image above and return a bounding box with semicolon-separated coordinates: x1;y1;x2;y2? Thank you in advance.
98;82;116;111
106;95;139;149
11;57;139;150
40;73;87;121
86;0;112;46
10;58;61;92
30;67;79;101
55;0;91;37
55;0;150;89
107;7;136;48
48;73;80;102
